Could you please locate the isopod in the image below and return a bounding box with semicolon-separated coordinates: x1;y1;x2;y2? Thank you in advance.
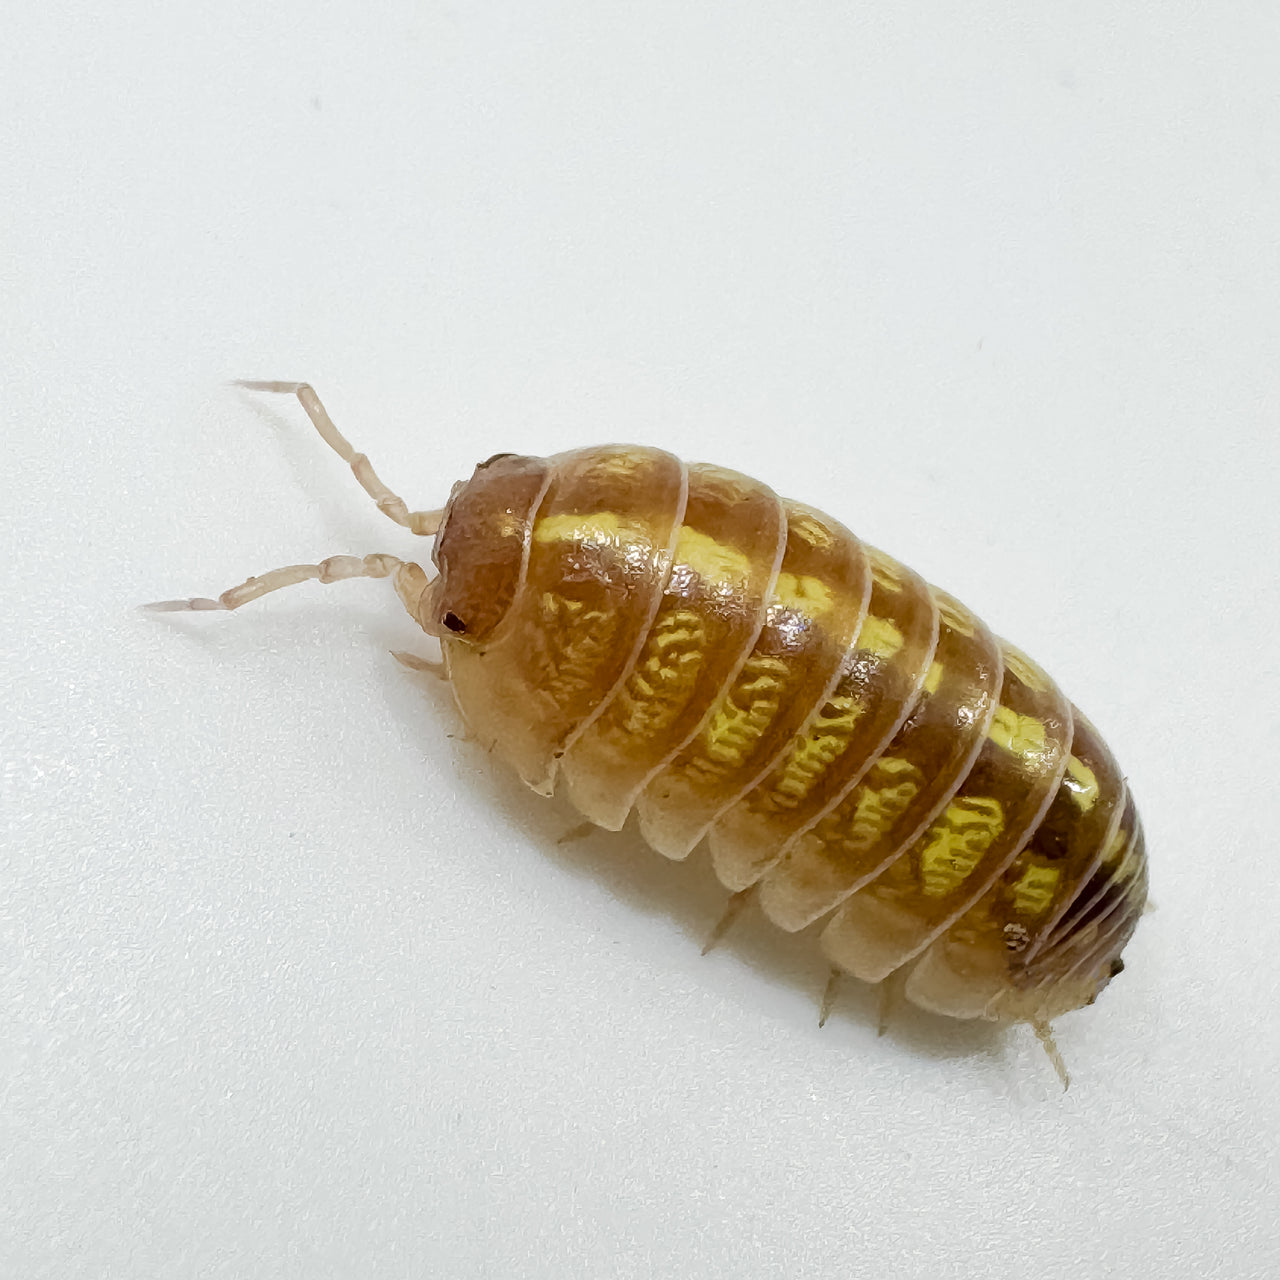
152;382;1148;1084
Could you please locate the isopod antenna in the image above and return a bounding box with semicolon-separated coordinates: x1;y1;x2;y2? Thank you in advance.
233;381;444;536
144;382;445;633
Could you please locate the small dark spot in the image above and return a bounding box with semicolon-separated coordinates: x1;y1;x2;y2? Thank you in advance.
1109;957;1126;978
442;611;467;634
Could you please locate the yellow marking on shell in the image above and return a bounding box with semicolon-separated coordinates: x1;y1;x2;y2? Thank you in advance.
856;615;904;661
1101;825;1129;868
673;526;753;588
1064;756;1100;812
988;705;1048;758
918;796;1005;897
773;571;835;616
1002;646;1051;693
613;608;707;736
829;756;923;854
923;660;945;695
536;592;616;704
534;511;645;547
1010;863;1061;916
933;593;975;637
695;654;790;772
789;511;836;550
1111;832;1143;882
867;551;904;593
766;693;865;807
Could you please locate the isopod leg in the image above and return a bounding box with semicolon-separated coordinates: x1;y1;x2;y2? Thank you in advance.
701;886;755;956
146;553;405;612
1033;1019;1070;1091
234;381;444;536
876;968;906;1037
391;650;448;680
818;968;843;1028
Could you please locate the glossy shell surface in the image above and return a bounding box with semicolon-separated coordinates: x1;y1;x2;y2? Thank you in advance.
424;445;1148;1025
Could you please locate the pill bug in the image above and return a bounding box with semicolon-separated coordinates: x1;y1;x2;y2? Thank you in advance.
153;383;1148;1083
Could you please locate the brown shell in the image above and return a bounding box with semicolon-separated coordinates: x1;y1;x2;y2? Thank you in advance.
427;444;1147;1024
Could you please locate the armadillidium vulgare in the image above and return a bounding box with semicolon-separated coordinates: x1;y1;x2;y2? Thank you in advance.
152;382;1148;1084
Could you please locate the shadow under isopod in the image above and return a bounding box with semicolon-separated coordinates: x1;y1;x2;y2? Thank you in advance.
377;647;1014;1079
149;594;1018;1084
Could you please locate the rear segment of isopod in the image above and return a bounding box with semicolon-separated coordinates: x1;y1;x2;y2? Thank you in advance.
905;710;1127;1019
1011;801;1149;1017
815;645;1074;985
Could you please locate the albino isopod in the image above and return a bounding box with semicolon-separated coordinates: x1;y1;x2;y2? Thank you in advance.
152;383;1148;1086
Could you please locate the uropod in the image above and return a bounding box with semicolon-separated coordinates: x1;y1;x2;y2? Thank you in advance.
152;383;1149;1086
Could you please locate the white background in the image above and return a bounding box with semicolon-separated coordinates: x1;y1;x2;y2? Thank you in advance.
3;3;1278;1277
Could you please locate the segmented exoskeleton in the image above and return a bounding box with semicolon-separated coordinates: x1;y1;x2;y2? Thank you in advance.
154;386;1148;1074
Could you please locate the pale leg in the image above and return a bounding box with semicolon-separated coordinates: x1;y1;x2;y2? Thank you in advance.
1033;1019;1070;1091
701;886;756;956
876;968;906;1037
146;553;405;612
392;650;448;680
819;968;843;1028
234;381;444;536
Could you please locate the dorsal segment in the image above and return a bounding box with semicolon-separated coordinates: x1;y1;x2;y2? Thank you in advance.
636;500;871;860
708;547;941;892
442;446;688;796
559;463;788;830
757;591;1003;932
819;645;1074;986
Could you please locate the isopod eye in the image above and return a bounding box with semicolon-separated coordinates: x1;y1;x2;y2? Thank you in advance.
442;611;468;634
1109;957;1125;978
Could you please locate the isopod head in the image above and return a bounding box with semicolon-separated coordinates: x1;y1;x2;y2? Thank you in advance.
396;452;551;645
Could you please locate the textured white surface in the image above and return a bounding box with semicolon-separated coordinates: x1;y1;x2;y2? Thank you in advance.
3;4;1278;1277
